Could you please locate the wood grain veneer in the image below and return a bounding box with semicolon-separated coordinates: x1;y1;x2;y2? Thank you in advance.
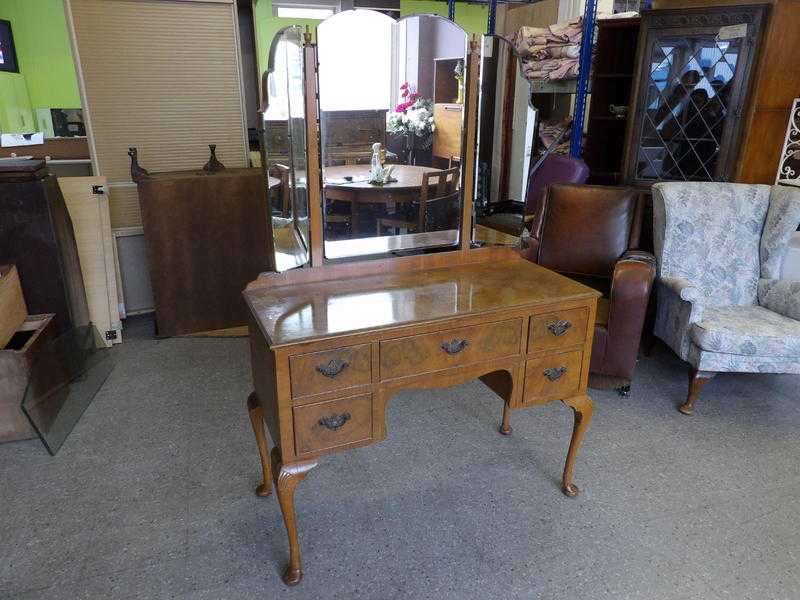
245;250;599;585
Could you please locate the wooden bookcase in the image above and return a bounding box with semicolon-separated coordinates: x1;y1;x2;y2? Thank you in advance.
584;17;640;185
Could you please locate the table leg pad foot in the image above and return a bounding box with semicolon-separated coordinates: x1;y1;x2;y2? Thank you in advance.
562;483;580;497
499;424;512;435
282;566;303;586
255;483;272;497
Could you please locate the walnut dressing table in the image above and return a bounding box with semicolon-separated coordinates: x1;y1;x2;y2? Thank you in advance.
244;248;598;585
251;18;599;585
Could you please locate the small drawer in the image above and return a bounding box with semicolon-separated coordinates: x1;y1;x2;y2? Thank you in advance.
293;393;372;455
528;307;589;353
524;350;583;403
289;344;371;398
380;319;522;380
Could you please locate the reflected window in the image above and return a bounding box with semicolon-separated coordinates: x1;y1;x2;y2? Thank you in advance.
275;6;334;19
318;10;393;111
265;40;305;121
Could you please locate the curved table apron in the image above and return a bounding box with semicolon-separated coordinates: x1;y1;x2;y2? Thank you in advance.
323;164;442;235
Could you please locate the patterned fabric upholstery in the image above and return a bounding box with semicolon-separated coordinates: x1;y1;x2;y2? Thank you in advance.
652;182;800;374
761;186;800;279
652;182;771;306
690;306;800;357
759;278;800;322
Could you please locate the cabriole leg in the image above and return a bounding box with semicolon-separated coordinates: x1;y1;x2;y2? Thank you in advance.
272;447;317;586
680;369;715;415
247;392;272;497
499;402;513;435
561;394;593;498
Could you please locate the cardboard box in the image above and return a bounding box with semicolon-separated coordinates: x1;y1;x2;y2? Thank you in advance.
0;265;27;350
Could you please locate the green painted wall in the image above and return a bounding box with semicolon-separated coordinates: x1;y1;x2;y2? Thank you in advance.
253;0;488;77
253;0;322;77
0;0;80;133
400;1;487;34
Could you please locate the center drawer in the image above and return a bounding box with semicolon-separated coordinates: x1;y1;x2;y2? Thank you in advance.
379;318;522;380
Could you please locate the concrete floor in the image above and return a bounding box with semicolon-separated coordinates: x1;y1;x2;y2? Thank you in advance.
1;315;799;600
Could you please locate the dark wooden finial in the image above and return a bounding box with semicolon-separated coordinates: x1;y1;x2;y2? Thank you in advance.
202;144;226;173
128;147;149;181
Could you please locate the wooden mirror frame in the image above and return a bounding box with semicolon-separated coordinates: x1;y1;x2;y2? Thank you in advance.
259;25;311;272
293;25;481;268
474;34;537;240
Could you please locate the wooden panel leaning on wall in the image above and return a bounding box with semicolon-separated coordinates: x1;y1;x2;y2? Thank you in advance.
243;246;600;585
134;166;272;337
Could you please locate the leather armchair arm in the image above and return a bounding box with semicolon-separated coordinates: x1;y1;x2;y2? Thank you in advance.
603;251;656;376
758;278;800;321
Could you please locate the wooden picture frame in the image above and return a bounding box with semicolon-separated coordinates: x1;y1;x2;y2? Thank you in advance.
0;20;19;73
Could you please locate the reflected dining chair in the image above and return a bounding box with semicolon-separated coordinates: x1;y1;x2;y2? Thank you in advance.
376;166;460;235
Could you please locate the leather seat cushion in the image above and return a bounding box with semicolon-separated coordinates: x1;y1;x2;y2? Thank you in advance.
690;305;800;358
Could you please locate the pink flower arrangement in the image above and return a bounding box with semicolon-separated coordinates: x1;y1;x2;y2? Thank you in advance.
394;82;421;113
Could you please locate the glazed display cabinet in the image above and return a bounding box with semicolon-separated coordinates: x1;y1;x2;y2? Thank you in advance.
622;5;767;185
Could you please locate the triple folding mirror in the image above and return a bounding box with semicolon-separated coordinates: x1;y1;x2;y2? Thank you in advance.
260;12;535;271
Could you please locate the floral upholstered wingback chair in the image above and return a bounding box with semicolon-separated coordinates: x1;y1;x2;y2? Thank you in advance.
652;182;800;415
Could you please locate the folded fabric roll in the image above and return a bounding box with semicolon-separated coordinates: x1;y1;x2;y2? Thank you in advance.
511;16;584;81
521;57;580;81
526;44;581;61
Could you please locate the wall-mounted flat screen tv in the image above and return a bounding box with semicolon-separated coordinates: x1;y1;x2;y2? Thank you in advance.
0;20;19;73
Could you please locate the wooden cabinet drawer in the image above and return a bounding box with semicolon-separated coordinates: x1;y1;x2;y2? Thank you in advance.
380;319;522;380
293;393;372;455
528;307;589;353
289;344;371;398
524;350;583;403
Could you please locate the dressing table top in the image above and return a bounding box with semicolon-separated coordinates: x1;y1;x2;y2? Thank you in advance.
244;255;599;347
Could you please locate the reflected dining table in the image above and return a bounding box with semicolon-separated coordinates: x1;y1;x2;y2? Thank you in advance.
323;164;441;236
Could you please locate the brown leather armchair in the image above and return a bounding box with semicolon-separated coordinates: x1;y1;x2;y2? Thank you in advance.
521;183;656;395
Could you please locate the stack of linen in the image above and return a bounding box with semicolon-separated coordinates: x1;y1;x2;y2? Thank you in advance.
511;17;583;81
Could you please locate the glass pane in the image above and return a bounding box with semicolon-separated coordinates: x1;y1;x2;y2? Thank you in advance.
635;35;742;181
473;35;535;244
317;11;467;260
262;26;310;272
22;321;114;455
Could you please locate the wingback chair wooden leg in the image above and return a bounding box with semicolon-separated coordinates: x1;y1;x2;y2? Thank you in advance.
271;448;317;586
247;392;273;497
680;369;716;415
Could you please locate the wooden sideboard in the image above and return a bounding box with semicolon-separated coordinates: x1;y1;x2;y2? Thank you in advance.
244;247;599;585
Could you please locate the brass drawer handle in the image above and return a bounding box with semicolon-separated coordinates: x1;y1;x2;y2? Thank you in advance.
316;358;349;378
318;412;351;431
441;339;469;355
543;366;567;381
547;320;572;337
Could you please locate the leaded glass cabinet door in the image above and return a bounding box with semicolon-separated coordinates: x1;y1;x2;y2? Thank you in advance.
623;6;766;185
